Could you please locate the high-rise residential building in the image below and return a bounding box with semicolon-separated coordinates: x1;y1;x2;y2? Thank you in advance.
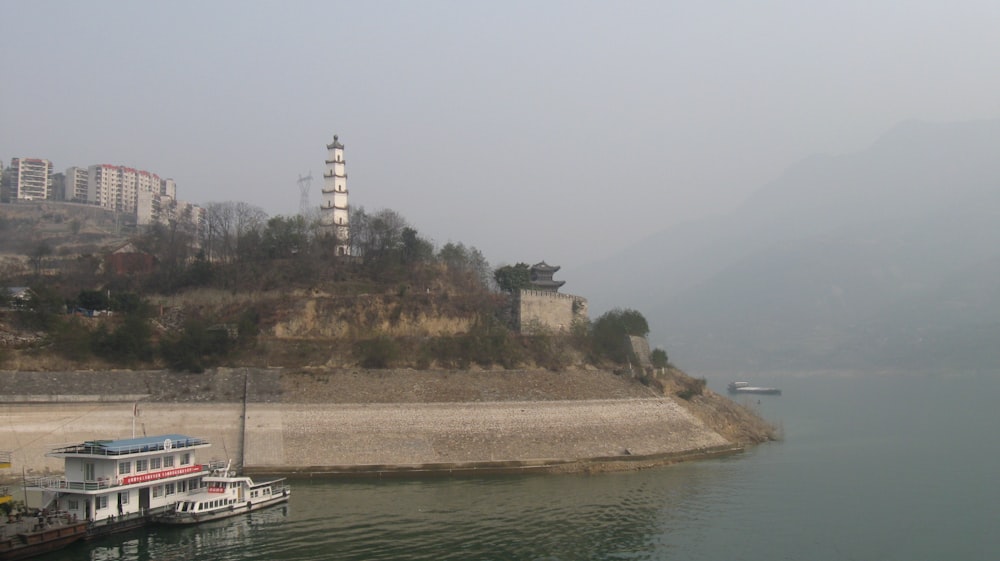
321;134;350;255
7;158;53;200
137;188;204;238
86;164;167;214
162;178;176;199
64;167;90;202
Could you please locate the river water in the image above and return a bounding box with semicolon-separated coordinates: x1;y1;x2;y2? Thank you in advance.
45;371;999;561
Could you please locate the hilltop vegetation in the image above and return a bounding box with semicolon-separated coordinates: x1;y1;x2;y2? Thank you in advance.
0;202;671;378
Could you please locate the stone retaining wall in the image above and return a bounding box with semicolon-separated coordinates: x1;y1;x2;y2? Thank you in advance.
0;368;739;480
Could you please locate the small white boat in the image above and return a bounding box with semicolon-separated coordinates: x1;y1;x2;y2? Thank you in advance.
154;465;289;525
727;381;781;395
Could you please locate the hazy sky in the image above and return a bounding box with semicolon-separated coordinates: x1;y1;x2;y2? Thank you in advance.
4;1;1000;267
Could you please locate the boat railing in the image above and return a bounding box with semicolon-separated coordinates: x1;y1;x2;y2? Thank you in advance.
27;461;225;491
203;460;229;472
26;476;115;491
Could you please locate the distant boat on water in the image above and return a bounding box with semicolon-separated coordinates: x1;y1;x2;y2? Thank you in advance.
727;381;781;395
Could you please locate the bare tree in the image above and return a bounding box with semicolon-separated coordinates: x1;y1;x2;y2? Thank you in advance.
203;201;268;264
28;241;53;276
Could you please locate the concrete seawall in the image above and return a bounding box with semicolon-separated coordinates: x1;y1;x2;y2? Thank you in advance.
1;398;734;479
0;369;743;480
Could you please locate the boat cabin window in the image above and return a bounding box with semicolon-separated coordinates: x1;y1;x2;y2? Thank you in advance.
181;453;191;465
119;461;131;475
151;457;162;469
164;455;175;467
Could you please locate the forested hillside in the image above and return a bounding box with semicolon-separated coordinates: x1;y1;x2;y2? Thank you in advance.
0;202;670;381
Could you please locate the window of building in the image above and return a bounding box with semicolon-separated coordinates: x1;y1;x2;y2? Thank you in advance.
119;462;131;475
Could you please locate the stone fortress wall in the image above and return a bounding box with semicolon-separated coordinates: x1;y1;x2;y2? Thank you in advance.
516;290;588;334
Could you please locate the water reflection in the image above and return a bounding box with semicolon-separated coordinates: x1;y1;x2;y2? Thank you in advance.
59;464;737;561
34;374;1000;560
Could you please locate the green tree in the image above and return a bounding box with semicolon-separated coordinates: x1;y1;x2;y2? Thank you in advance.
159;319;232;373
493;263;531;293
651;347;669;368
76;289;108;312
14;285;64;330
261;215;309;259
92;312;154;365
439;242;491;288
182;251;214;287
591;308;650;363
401;227;434;265
356;335;399;368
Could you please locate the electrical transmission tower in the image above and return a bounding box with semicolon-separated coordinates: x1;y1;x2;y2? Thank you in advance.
297;172;313;216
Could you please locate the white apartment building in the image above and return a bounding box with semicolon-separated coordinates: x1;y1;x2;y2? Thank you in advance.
64;166;90;202
8;157;53;200
137;190;204;235
87;164;166;214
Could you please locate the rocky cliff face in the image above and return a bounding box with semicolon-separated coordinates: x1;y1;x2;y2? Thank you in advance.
268;293;479;339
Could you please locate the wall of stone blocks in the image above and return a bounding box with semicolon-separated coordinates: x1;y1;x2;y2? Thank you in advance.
517;290;588;333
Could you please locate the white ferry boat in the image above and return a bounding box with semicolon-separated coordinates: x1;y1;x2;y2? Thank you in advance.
153;464;289;525
26;434;224;525
727;381;782;395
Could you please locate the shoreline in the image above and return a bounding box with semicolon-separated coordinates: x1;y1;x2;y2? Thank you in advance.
0;368;773;482
245;443;746;478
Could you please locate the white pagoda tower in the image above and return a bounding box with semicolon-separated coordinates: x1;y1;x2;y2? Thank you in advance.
321;134;350;255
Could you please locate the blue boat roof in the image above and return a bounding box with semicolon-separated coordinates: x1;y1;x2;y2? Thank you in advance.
51;434;210;456
91;434;193;449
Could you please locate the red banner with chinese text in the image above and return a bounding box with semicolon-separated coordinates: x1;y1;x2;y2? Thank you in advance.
122;465;202;485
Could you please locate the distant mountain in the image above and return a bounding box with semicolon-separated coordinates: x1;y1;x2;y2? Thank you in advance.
567;119;1000;374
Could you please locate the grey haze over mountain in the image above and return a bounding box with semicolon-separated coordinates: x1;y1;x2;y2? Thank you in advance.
566;119;1000;374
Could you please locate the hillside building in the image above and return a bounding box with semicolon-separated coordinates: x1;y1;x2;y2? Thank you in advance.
528;261;567;292
5;157;53;201
516;262;588;334
321;134;350;255
64;166;90;202
86;164;166;214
